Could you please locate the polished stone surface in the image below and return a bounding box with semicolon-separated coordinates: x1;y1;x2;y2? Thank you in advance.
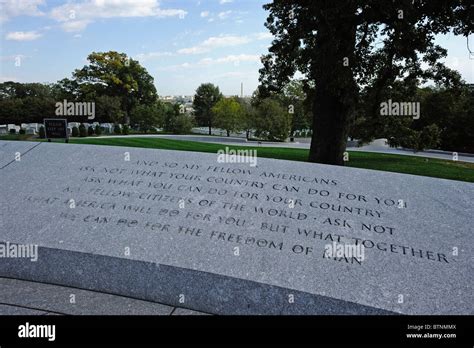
0;141;472;314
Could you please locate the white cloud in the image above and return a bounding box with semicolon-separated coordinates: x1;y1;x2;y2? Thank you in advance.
254;32;273;40
177;32;273;55
50;0;187;31
213;71;249;80
200;11;209;18
135;51;173;61
219;0;234;4
217;10;232;20
159;54;260;71
199;54;260;65
5;31;42;41
203;9;247;22
61;20;91;32
0;0;45;23
177;35;252;54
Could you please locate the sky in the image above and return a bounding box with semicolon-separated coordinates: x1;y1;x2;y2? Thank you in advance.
0;0;473;97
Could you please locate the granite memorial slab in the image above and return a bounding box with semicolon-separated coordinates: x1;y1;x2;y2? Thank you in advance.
0;141;472;315
0;141;41;169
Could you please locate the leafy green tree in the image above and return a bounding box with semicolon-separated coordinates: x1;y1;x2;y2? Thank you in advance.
162;103;194;134
0;98;22;124
260;1;471;165
51;78;80;100
0;82;56;124
281;80;312;137
387;124;441;152
255;98;291;141
95;95;125;123
353;81;474;153
130;104;163;133
212;98;243;137
237;97;257;140
73;51;157;121
418;85;474;153
169;114;194;134
0;81;52;99
193;83;223;135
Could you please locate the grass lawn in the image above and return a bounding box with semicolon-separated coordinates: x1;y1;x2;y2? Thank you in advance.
64;137;474;183
0;134;35;141
1;134;473;182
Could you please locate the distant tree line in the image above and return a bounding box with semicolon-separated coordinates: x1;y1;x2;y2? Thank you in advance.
1;49;472;152
0;51;192;134
192;80;311;142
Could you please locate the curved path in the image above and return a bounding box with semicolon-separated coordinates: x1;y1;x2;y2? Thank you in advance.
96;135;474;163
0;277;208;315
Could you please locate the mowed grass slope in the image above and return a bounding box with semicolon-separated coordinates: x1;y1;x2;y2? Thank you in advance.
65;137;474;183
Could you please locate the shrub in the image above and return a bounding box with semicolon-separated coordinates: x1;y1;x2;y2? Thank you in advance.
166;114;194;134
19;128;26;135
255;98;291;141
88;126;94;136
95;125;102;136
39;126;46;139
79;124;87;137
9;128;16;134
122;124;130;135
114;124;121;134
72;126;79;137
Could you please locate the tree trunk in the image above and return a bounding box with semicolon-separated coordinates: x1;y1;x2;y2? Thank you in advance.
308;16;357;166
227;130;230;137
208;125;212;135
309;92;353;165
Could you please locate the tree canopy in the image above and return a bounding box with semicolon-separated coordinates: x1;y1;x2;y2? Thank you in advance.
212;97;244;137
260;0;472;165
73;51;157;120
193;83;223;135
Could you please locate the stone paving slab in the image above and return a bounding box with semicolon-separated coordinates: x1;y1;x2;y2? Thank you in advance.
0;141;40;169
172;307;209;315
0;303;50;315
0;277;174;315
0;141;472;315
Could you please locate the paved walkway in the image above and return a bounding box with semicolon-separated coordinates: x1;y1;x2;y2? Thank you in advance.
96;135;474;163
0;277;208;315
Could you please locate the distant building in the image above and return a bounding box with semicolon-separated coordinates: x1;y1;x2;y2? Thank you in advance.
159;95;194;104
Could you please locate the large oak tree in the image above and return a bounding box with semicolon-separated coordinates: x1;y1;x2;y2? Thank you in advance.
73;51;157;123
259;0;472;165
